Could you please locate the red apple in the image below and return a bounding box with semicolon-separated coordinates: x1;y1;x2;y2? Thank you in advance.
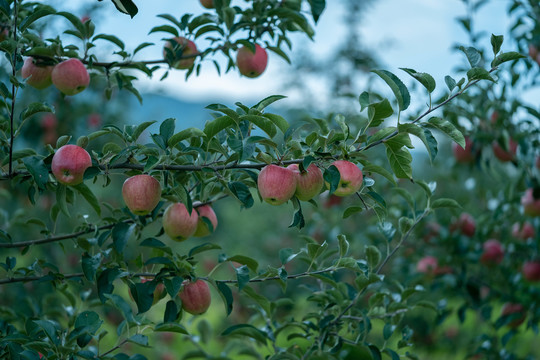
490;110;499;124
423;222;441;243
200;0;214;8
51;144;92;185
529;44;539;61
456;213;476;237
87;113;102;128
141;277;166;304
179;279;211;315
51;58;90;95
163;37;198;69
81;15;90;23
322;192;343;208
492;139;517;162
480;239;504;265
521;188;540;217
327;160;363;197
122;175;161;215
236;44;268;78
522;261;540;282
21;57;53;89
193;204;218;237
511;222;535;240
453;137;475;163
287;163;324;201
162;203;199;241
257;164;297;205
535;155;540;169
41;113;58;130
416;256;438;274
501;303;526;328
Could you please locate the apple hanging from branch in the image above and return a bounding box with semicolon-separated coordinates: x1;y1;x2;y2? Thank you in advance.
162;203;199;241
51;58;90;95
122;174;162;215
287;163;324;201
179;279;211;315
257;164;297;205
51;144;92;185
163;37;198;69
21;57;53;89
236;44;268;78
193;203;218;237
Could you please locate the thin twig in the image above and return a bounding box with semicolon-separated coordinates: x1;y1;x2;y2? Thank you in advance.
8;0;18;176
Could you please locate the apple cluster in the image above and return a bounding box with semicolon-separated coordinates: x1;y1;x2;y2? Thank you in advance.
257;160;364;206
22;57;90;96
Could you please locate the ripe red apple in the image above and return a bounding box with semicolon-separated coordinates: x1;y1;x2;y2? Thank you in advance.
122;175;162;215
51;144;92;185
163;37;198;69
416;256;438;274
490;110;499;124
480;239;504;265
141;277;166;304
51;58;90;95
162;203;199;241
193;204;218;237
257;164;297;205
287;163;324;201
328;160;363;197
323;192;343;208
21;57;53;89
501;303;526;328
87;113;102;128
236;44;268;78
452;137;475;163
179;279;211;315
511;222;535;240
492;139;517;162
535;156;540;169
41;113;58;130
200;0;214;8
521;188;540;217
522;261;540;282
456;213;476;237
423;222;441;243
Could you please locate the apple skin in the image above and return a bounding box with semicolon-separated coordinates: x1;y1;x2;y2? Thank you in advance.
179;279;211;315
51;58;90;95
329;160;363;197
21;57;53;89
236;44;268;78
536;156;540;169
453;137;475;163
257;164;297;205
51;145;92;185
492;139;517;162
416;256;438;274
200;0;214;8
457;213;476;237
511;222;535;240
193;204;218;237
501;303;526;328
287;163;324;201
130;277;166;305
163;203;199;241
163;37;198;69
480;239;504;265
522;261;540;282
521;188;540;217
122;175;161;215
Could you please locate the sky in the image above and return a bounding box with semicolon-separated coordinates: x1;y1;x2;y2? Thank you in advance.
57;0;515;107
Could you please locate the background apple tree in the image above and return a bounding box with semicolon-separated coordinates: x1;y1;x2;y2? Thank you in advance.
0;0;538;359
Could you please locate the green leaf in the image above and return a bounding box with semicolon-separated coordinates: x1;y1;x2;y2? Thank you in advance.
82;253;101;281
466;67;495;82
361;163;397;186
23;156;49;190
398;217;414;234
97;268;122;303
56;185;69;217
20;6;56;32
131;121;156;142
240;114;277;138
424;117;465;148
155;322;188;334
93;34;125;49
399;123;438;162
112;222;135;254
491;34;504;55
74;183;101;215
367;98;394;128
227;255;258;273
400;68;436;93
204;116;236;139
384;137;413;179
4;148;36;165
262;113;289;133
163;302;179;324
127;334;149;347
110;0;138;18
19;102;53;121
372;70;410;112
383;323;397;340
366;245;381;269
279;248;298;265
168;128;205;148
444;75;456;92
343;206;364;219
188;242;222;257
159;118;175;145
431;198;461;209
228;181;254;208
324;165;340;195
236;265;250;291
491;51;525;67
254;95;287;111
459;46;481;68
307;0;326;22
221;324;268;345
215;281;233;316
337;234;349;257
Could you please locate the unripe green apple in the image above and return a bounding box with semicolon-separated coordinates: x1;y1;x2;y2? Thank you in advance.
501;303;526;328
179;279;211;315
122;175;161;215
257;164;297;205
163;37;198;69
480;239;504;265
21;57;53;89
199;0;214;8
236;44;268;78
162;203;199;241
51;144;92;185
328;160;363;196
287;163;324;201
51;58;90;95
521;188;540;217
193;204;218;237
492;138;517;162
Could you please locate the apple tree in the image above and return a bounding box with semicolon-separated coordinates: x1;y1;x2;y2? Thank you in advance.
0;0;537;359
